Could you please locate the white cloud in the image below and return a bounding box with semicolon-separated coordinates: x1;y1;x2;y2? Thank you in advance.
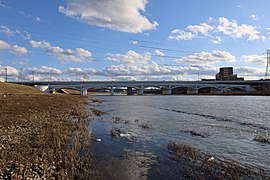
10;45;28;55
186;23;214;36
168;29;195;40
250;14;258;21
65;50;218;79
11;61;30;66
0;66;19;77
0;40;10;49
66;67;97;76
0;1;6;8
0;25;31;40
0;40;28;55
15;30;32;40
0;26;14;36
217;17;264;41
35;17;41;22
169;17;265;43
174;50;235;65
0;65;64;82
242;54;265;64
107;50;151;65
58;0;158;33
236;66;265;79
104;50;217;78
155;49;165;56
210;36;222;44
30;40;92;62
25;66;62;76
131;40;139;45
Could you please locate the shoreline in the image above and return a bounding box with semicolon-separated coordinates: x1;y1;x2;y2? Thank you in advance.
0;93;99;179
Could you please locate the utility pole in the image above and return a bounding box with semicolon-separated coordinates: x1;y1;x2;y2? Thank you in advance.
32;71;35;83
20;68;23;84
5;68;7;82
49;73;52;82
265;49;270;80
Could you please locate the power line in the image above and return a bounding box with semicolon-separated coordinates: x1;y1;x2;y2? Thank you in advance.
130;39;162;45
0;17;136;49
140;45;198;53
0;16;203;55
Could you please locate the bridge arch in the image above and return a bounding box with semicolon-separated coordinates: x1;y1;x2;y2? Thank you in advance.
197;86;222;93
223;86;246;92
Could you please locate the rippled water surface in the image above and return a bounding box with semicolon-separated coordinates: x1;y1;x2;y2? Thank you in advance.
89;95;270;178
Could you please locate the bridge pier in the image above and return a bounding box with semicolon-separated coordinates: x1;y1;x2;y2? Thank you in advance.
110;86;114;95
127;87;133;95
83;89;88;96
80;86;88;96
80;89;88;96
187;88;198;94
137;88;144;95
162;88;172;95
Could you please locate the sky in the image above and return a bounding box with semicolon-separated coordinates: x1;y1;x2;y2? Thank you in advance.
0;0;270;82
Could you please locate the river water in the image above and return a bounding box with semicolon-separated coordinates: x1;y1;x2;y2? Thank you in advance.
88;95;270;179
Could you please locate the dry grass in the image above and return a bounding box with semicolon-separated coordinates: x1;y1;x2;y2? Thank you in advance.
0;93;99;179
0;82;42;94
139;124;150;129
185;130;209;138
110;128;126;138
254;135;270;144
168;142;269;179
90;108;107;116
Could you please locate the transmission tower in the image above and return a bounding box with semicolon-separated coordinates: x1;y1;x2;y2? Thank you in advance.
265;49;270;80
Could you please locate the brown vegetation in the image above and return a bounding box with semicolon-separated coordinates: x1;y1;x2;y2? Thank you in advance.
90;108;107;116
88;96;105;103
168;142;269;179
139;123;150;129
254;135;270;144
0;83;99;179
110;128;126;138
185;130;209;138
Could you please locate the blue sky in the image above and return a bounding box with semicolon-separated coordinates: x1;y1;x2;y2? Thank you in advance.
0;0;270;81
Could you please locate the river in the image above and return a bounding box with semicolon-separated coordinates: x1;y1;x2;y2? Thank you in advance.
88;95;270;179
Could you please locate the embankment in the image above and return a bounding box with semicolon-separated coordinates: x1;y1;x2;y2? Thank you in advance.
0;82;42;94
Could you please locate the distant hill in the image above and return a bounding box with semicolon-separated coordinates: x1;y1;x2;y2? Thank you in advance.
0;82;43;94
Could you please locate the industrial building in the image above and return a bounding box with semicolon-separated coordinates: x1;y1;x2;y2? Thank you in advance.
215;67;244;81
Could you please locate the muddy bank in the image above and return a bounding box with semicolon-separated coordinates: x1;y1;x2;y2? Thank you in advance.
0;93;99;179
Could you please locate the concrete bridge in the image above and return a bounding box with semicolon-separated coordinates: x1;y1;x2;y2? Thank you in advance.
28;80;269;96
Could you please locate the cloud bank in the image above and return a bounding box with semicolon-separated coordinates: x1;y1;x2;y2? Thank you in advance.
59;0;158;33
